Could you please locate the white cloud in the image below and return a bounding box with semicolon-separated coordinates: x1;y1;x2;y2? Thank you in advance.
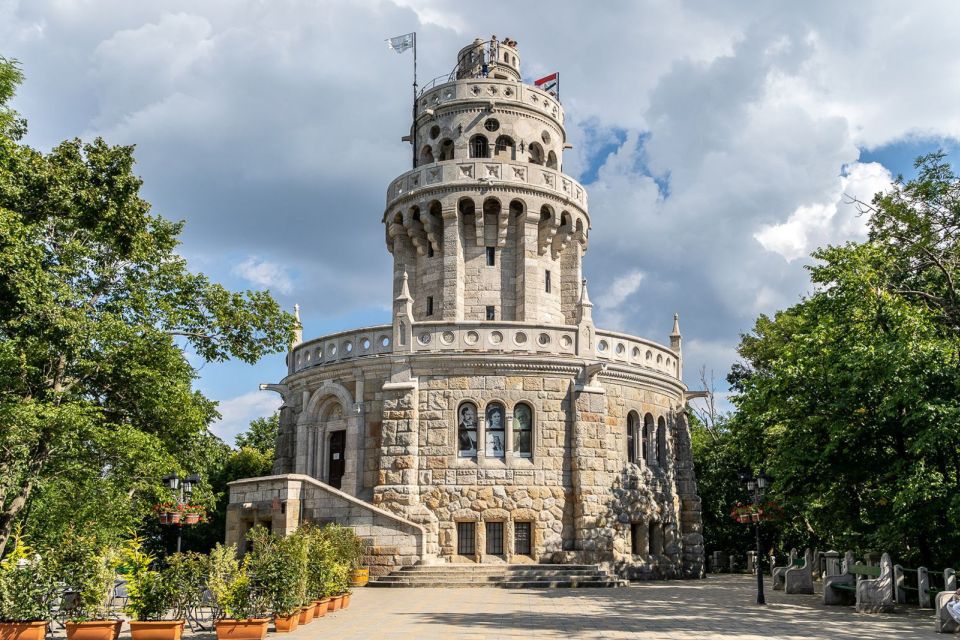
210;390;282;446
754;162;893;261
232;256;294;294
597;270;645;309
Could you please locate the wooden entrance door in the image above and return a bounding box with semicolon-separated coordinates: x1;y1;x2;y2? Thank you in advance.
328;430;346;488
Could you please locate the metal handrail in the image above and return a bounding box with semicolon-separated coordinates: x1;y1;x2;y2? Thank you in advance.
418;38;515;98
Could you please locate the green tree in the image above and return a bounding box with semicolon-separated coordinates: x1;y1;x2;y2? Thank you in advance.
725;155;960;567
235;413;279;454
0;58;296;554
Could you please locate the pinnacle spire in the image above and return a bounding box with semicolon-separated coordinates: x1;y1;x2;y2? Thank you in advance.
397;271;413;301
292;303;303;346
579;278;592;307
671;312;681;337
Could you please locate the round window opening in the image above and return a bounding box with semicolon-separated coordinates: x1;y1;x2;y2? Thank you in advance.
541;130;551;144
429;125;440;140
484;118;500;132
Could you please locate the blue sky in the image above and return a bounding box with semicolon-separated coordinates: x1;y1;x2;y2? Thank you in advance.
4;1;959;444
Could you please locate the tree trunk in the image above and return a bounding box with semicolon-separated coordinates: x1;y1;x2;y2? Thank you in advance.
0;477;35;557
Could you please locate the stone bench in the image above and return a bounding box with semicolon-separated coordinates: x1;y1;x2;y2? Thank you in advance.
936;591;960;634
824;551;895;613
896;565;957;609
771;548;798;590
784;548;814;595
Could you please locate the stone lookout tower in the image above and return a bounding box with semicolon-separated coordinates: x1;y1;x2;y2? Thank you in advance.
227;36;704;581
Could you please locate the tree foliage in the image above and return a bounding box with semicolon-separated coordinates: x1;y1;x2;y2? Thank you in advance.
235;413;279;454
0;57;295;554
720;153;960;568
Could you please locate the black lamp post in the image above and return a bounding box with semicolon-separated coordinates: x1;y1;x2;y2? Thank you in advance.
161;473;201;553
738;470;772;605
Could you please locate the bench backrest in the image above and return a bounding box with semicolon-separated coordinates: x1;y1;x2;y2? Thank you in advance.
849;563;882;577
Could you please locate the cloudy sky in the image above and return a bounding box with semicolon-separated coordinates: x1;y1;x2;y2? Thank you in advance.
4;0;958;444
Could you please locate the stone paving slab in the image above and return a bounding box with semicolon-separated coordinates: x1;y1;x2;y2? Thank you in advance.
49;575;940;639
263;575;938;639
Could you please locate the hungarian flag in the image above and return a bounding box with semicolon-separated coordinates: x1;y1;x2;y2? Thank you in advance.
534;72;559;98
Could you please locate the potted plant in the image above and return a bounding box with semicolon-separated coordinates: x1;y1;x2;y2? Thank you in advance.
120;536;183;640
208;544;268;640
301;526;332;618
326;524;363;608
243;527;306;633
180;505;205;526
0;528;54;640
48;534;121;640
165;552;208;628
153;504;181;526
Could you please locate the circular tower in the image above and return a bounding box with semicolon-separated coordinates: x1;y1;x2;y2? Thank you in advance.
247;36;704;580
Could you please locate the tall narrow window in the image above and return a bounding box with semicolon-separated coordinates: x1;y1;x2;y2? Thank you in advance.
545;270;551;293
486;522;504;555
657;416;667;466
470;134;489;159
643;413;654;464
486;246;496;266
514;522;532;555
426;296;434;316
485;402;505;457
627;412;638;464
513;403;533;457
631;522;646;555
457;402;478;457
485;306;495;321
457;521;476;556
649;522;662;556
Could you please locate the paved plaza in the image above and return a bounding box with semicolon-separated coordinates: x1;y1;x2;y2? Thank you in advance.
259;575;935;639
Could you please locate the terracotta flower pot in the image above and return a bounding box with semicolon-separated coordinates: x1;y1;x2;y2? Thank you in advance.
328;595;342;612
65;620;123;640
341;593;351;609
0;621;48;640
129;620;185;640
297;604;315;625
312;598;330;618
183;513;200;525
214;619;269;640
349;567;369;587
272;613;299;633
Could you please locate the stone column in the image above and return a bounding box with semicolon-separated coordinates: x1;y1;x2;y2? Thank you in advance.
673;411;705;578
517;209;541;321
569;381;613;565
441;203;463;321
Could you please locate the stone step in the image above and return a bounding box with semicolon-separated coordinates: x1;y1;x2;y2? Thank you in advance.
499;579;626;588
370;562;625;588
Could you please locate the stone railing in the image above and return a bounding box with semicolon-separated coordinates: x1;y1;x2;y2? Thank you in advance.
289;322;679;379
408;321;579;357
386;159;587;211
289;324;393;374
416;79;563;125
595;329;680;378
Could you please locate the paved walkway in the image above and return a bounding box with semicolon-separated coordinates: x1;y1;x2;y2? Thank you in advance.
271;575;937;639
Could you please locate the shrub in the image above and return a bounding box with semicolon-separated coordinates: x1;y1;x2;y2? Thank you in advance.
165;552;209;620
244;526;307;617
207;544;266;620
120;535;174;621
47;531;116;621
0;528;54;622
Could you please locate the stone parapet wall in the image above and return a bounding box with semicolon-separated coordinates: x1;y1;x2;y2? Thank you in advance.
227;474;426;577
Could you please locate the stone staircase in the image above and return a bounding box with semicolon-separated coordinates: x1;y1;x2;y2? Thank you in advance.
369;563;627;588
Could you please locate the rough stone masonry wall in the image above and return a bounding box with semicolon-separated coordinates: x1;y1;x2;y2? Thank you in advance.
227;474;425;578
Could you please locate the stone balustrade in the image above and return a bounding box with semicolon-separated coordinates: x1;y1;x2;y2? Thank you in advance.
385;158;588;212
289;322;680;379
417;79;563;125
595;328;680;378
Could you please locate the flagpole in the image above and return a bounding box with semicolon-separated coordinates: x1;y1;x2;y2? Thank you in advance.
411;32;418;169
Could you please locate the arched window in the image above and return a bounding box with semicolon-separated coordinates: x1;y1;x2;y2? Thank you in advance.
438;138;454;161
657;416;667;466
419;145;434;165
494;135;515;160
513;402;533;457
457;402;478;457
546;150;557;169
627;412;639;464
470;134;489;158
643;413;654;464
528;142;544;165
485;402;505;457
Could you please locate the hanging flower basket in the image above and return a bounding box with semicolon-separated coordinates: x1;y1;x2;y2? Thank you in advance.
730;500;784;524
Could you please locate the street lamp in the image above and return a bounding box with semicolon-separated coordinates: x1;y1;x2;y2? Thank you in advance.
160;473;202;553
739;470;773;605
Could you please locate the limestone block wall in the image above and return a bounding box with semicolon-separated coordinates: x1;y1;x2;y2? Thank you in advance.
227;474;426;577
